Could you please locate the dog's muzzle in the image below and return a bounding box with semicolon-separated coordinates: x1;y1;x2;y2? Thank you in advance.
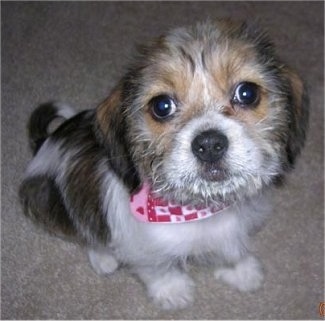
191;129;229;182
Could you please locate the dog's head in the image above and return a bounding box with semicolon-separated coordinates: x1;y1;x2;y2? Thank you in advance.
97;20;309;205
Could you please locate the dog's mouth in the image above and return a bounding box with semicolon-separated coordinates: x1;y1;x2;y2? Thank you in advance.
199;163;229;182
146;155;249;205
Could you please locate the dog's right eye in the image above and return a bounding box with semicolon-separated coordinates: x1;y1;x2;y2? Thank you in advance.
150;95;177;120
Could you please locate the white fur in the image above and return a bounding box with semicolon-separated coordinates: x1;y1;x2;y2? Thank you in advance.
25;139;80;186
25;139;64;177
95;170;272;308
88;249;119;275
139;268;195;310
214;255;264;292
55;103;77;119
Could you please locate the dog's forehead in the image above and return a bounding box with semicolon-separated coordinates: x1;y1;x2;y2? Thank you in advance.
140;22;267;103
124;21;280;135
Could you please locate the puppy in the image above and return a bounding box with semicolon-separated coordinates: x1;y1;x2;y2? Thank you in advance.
19;19;309;309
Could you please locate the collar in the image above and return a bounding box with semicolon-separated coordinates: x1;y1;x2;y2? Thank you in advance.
130;182;229;224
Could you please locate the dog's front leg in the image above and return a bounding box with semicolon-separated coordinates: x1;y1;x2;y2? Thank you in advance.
88;248;119;275
214;254;264;292
135;265;195;310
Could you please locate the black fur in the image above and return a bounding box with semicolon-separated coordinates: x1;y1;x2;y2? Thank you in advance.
94;102;141;192
20;104;140;245
284;81;310;167
28;102;60;155
19;175;79;242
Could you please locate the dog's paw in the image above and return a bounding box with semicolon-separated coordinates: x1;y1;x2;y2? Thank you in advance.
147;271;195;310
214;256;263;292
88;249;119;275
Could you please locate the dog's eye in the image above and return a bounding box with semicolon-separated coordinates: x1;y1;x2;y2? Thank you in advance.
150;95;177;120
232;82;260;107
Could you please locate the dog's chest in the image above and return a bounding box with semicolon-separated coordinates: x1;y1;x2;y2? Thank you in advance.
104;175;242;261
132;208;241;258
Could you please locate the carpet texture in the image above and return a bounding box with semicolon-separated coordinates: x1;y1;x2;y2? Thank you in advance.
2;2;324;319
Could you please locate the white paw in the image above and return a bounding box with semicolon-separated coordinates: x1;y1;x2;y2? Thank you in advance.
88;249;119;275
214;256;263;292
148;271;195;310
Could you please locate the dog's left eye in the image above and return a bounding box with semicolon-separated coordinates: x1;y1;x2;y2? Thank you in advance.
150;95;177;120
232;82;260;107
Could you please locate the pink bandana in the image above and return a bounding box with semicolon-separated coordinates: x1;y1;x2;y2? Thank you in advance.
130;182;229;224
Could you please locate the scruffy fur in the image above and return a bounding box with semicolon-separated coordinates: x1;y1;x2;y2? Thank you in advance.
19;20;309;309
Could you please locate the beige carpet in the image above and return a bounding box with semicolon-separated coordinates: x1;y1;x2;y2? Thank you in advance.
2;1;324;319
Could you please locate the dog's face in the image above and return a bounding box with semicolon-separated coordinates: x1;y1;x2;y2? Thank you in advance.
97;20;308;205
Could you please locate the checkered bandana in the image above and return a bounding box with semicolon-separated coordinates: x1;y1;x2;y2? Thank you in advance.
130;182;229;224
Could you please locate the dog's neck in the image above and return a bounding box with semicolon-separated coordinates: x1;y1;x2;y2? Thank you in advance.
130;182;229;224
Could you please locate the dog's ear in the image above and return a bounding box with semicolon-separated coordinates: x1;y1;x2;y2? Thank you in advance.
282;66;309;169
96;84;140;191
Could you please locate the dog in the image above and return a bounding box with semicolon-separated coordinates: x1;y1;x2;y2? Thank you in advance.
19;19;309;309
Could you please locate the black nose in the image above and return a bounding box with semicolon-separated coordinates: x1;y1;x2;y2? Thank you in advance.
191;129;228;163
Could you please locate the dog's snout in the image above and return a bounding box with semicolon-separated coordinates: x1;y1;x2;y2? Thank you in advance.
191;130;228;163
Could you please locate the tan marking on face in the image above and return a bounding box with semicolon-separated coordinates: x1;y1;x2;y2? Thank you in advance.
96;85;122;138
140;37;271;135
233;93;269;125
201;39;270;124
143;111;169;137
282;66;304;113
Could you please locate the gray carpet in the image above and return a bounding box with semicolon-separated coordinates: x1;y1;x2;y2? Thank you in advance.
2;1;324;319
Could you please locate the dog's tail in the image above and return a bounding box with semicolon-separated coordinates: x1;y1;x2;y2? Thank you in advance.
28;102;76;155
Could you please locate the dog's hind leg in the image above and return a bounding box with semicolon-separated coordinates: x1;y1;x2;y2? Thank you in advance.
19;175;78;242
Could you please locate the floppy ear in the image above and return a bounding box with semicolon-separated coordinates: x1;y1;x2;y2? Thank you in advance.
282;66;309;168
96;84;140;191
